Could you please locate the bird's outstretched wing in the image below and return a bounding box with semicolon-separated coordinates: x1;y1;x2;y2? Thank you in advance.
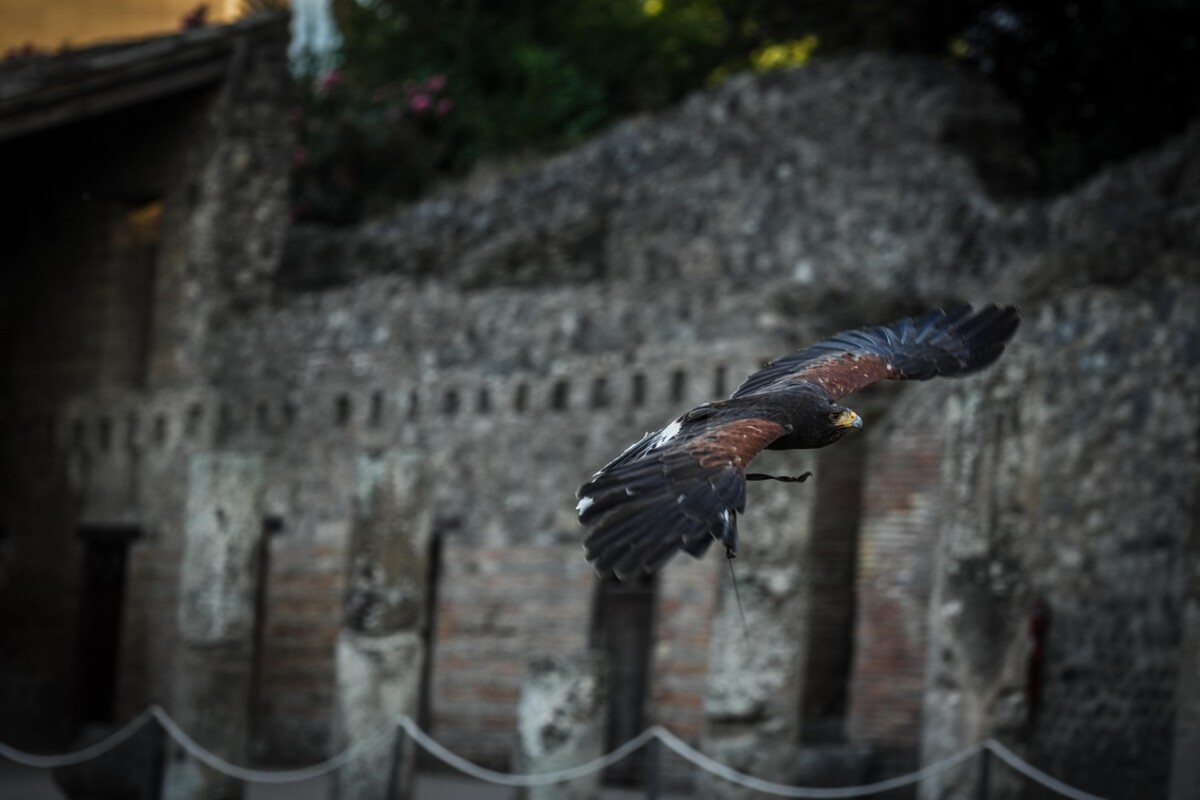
577;409;787;580
579;304;1020;579
732;304;1020;400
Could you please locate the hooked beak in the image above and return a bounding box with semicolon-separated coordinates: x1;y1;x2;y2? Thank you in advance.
835;410;863;430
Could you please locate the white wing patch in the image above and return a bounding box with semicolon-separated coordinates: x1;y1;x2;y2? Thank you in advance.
575;496;594;516
651;418;683;449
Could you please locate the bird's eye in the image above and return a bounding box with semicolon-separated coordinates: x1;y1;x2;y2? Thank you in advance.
828;411;841;422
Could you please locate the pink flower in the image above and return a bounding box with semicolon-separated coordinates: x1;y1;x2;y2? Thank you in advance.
435;98;454;117
316;69;344;94
409;93;431;113
426;74;447;93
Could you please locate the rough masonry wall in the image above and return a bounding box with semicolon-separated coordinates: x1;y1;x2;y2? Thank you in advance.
223;58;1046;764
216;294;769;762
116;52;1104;774
916;123;1200;799
280;55;1039;304
919;285;1200;800
8;35;1199;797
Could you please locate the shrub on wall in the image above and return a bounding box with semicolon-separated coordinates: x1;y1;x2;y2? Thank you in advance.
293;0;732;222
291;0;1200;223
292;67;454;222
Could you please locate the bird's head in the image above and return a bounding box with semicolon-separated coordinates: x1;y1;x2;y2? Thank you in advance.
817;402;863;446
773;390;864;449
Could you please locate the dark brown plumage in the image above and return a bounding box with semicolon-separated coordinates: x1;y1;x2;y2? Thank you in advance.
577;304;1020;580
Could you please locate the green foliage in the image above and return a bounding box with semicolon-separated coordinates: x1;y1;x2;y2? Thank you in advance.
295;0;731;222
338;0;725;160
696;0;1200;193
292;0;1200;222
291;69;454;223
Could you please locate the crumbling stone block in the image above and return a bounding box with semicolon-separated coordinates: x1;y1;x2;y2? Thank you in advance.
515;653;609;800
332;630;425;800
332;450;432;800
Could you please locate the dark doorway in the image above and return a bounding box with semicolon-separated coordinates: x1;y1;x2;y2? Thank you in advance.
74;527;138;727
800;436;867;743
591;573;658;784
415;516;452;772
418;526;446;731
249;516;284;749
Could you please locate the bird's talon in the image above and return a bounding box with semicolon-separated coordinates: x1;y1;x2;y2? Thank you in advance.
746;471;813;483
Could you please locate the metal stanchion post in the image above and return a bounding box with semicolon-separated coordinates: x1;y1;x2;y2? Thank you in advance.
645;736;661;800
385;725;407;800
975;746;991;800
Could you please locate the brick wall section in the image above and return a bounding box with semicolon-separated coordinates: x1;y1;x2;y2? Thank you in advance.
846;427;942;750
430;541;596;768
252;524;347;760
650;557;719;785
650;558;718;739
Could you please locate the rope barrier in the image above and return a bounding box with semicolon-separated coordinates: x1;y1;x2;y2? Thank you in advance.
148;706;394;784
0;706;1111;799
983;740;1109;800
0;708;155;768
653;728;981;799
398;716;655;787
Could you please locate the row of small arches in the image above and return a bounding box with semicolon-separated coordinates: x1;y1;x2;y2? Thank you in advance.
40;362;748;451
399;363;732;422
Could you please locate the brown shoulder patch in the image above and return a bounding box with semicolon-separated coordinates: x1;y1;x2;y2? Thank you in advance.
688;417;787;469
787;352;894;399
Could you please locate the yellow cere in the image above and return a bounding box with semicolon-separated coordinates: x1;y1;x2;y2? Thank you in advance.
836;410;861;428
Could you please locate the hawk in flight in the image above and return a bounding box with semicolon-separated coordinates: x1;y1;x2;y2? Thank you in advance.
577;305;1020;579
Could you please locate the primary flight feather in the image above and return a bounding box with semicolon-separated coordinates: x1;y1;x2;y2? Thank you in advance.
577;304;1020;580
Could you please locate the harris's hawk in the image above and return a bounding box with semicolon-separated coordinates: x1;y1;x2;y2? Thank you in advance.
577;304;1020;579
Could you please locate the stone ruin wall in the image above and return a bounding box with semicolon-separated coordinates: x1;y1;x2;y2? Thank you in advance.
850;125;1200;799
913;137;1200;798
44;290;776;764
3;40;1199;797
199;54;1045;769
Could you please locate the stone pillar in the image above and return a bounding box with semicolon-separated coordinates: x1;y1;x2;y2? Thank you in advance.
698;451;817;800
515;653;609;800
917;386;1033;800
162;453;266;800
332;450;432;800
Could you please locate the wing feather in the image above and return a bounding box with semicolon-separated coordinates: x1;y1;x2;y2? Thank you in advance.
731;304;1020;400
578;415;785;579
